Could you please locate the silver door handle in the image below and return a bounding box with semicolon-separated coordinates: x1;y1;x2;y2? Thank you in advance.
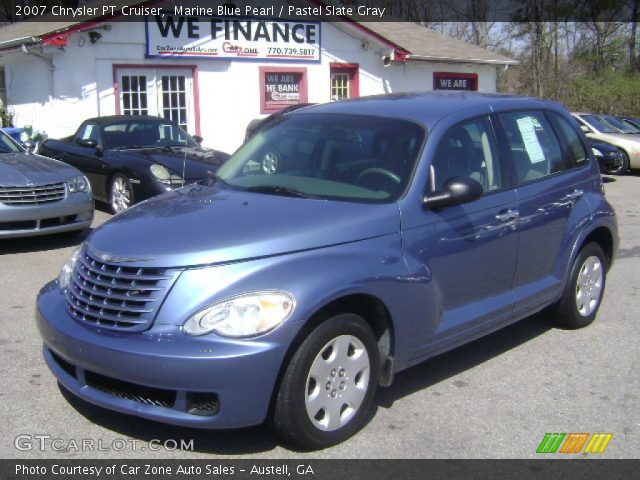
562;189;584;201
495;210;519;222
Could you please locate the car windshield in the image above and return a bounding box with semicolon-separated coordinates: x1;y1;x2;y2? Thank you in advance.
102;120;198;149
603;116;640;134
580;115;621;134
215;113;425;203
0;130;23;153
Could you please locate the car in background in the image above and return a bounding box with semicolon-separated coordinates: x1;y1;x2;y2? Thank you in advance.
0;129;93;238
245;103;315;142
601;115;640;136
572;113;640;173
39;116;230;213
620;117;640;130
38;93;617;449
1;127;36;153
589;139;624;175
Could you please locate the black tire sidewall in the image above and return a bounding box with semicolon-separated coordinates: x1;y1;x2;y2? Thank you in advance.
555;242;607;329
272;313;380;450
110;174;134;214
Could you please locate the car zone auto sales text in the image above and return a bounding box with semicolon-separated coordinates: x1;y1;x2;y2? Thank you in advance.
15;463;315;476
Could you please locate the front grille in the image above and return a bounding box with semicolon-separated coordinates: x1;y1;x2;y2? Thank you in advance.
85;371;176;408
0;183;65;205
66;250;178;332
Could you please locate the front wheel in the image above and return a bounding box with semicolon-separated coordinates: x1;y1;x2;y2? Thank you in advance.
109;174;134;214
550;242;607;329
604;151;629;176
270;313;380;450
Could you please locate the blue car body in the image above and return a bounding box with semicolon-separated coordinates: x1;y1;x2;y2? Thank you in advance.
36;93;618;438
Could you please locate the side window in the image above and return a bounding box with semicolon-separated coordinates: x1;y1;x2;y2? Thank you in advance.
499;111;566;184
74;124;100;144
550;112;588;166
431;117;502;193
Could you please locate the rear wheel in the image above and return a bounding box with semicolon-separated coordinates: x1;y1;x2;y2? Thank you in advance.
109;174;134;214
271;313;380;450
550;242;607;329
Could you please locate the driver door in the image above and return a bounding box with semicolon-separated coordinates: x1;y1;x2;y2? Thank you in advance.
63;123;109;199
403;116;519;355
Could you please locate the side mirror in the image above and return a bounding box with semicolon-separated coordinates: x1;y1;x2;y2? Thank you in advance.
580;125;591;134
422;177;483;210
193;135;203;145
77;138;97;148
22;140;36;154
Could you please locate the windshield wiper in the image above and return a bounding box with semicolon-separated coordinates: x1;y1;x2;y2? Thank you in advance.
205;173;233;188
244;185;320;199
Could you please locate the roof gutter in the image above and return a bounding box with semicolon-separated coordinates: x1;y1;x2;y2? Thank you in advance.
404;54;519;66
0;36;41;50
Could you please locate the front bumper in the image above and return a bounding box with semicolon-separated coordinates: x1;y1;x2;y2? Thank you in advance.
36;281;296;428
0;193;93;238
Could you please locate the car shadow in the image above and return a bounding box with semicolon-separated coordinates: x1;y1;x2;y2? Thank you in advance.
374;312;551;409
58;312;552;454
0;228;92;254
601;175;616;183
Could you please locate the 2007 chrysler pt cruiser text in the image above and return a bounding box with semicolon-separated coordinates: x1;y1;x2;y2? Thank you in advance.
37;93;618;449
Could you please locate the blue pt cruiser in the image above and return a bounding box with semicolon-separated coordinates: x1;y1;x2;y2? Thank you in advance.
37;93;618;449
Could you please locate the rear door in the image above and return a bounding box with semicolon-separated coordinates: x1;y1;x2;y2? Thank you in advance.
497;110;593;316
62;123;109;199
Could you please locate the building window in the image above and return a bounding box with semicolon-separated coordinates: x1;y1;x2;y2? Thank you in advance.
259;67;308;114
121;75;148;116
114;66;199;135
329;64;359;101
161;75;188;130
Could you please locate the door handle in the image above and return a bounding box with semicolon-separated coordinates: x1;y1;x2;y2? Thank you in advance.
495;210;519;222
561;189;584;202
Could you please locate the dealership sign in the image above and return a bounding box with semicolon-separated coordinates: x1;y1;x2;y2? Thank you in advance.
146;15;321;62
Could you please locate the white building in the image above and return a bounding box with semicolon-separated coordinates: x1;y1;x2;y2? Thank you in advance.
0;9;515;153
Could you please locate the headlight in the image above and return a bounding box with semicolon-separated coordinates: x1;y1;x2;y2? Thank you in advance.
58;246;81;290
150;164;183;185
182;291;295;337
67;175;90;193
592;148;603;157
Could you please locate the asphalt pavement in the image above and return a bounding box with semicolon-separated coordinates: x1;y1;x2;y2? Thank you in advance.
1;175;638;459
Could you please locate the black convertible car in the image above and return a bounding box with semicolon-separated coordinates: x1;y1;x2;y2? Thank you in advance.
39;116;230;213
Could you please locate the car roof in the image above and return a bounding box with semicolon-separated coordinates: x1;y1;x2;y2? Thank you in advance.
294;92;564;128
81;115;170;126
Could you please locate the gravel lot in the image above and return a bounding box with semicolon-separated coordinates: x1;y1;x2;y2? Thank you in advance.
1;175;638;459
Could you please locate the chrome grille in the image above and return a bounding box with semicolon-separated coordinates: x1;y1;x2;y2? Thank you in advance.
66;251;178;332
0;183;66;205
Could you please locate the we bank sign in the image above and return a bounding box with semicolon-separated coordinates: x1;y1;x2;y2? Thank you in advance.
145;14;321;62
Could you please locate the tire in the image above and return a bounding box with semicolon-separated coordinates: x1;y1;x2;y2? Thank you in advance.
270;313;380;450
109;174;134;214
604;151;629;176
550;242;607;329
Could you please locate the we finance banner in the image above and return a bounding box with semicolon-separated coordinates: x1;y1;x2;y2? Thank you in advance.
145;13;321;62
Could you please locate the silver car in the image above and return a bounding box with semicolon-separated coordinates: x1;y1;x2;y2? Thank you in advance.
0;130;94;238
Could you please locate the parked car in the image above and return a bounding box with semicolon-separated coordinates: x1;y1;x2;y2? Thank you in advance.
601;115;640;136
1;127;37;153
620;117;640;130
572;112;640;173
37;93;617;449
589;139;625;175
245;103;315;142
39;116;230;214
0;129;93;238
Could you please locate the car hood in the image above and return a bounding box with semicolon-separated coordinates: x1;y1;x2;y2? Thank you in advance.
0;152;80;186
588;132;640;148
87;184;400;268
121;147;230;180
